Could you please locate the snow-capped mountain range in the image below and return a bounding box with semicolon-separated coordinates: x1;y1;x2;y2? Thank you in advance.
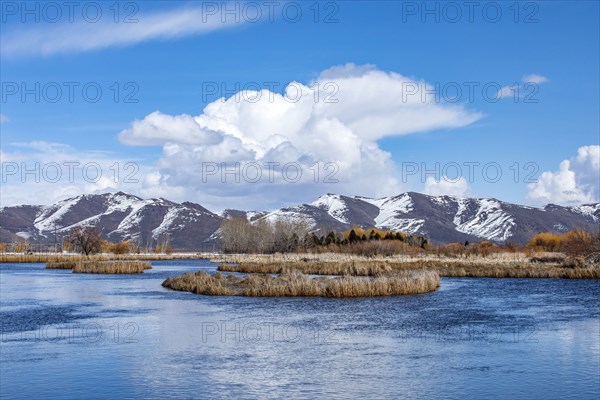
1;191;598;249
0;192;221;250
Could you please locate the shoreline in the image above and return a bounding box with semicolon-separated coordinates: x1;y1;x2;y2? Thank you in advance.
0;253;209;263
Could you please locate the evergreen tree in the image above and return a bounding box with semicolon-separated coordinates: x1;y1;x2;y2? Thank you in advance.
349;229;359;243
311;233;321;246
325;231;336;245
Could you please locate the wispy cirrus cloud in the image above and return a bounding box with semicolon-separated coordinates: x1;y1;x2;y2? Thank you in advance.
1;5;244;58
522;74;548;84
497;73;549;99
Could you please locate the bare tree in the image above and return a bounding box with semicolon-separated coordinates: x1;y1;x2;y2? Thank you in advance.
220;216;310;253
68;226;102;256
272;219;310;252
221;217;257;253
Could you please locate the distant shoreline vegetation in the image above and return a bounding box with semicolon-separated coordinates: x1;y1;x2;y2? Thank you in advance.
0;253;202;263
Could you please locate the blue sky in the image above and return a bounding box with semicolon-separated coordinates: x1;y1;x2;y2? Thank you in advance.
1;1;599;210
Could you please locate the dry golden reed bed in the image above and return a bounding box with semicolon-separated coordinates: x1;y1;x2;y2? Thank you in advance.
217;257;600;279
71;261;152;274
162;270;440;297
210;251;534;264
45;261;78;269
0;253;203;263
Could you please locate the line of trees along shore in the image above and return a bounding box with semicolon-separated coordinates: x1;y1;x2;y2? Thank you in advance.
220;217;429;255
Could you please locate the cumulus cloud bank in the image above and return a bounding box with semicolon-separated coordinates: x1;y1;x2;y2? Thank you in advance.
118;64;481;209
0;141;149;206
527;145;600;205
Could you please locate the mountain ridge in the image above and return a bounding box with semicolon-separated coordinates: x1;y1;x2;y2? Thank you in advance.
1;191;598;249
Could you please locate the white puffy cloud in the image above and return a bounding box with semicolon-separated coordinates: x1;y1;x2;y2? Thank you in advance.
119;111;223;146
118;64;481;209
423;176;469;197
527;145;600;205
0;114;8;124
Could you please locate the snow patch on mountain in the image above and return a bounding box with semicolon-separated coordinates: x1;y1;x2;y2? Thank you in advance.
311;194;349;224
454;199;514;241
152;207;180;238
112;205;149;235
246;211;266;221
106;193;144;212
362;193;414;230
34;196;80;233
431;196;453;206
263;208;317;226
572;204;600;221
383;218;425;234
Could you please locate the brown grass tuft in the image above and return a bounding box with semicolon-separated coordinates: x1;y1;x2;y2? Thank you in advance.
162;270;440;297
72;260;151;274
45;261;77;269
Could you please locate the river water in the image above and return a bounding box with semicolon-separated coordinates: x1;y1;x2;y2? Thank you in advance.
1;259;598;399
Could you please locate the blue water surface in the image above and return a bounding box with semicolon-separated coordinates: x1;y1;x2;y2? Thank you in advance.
1;260;598;399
